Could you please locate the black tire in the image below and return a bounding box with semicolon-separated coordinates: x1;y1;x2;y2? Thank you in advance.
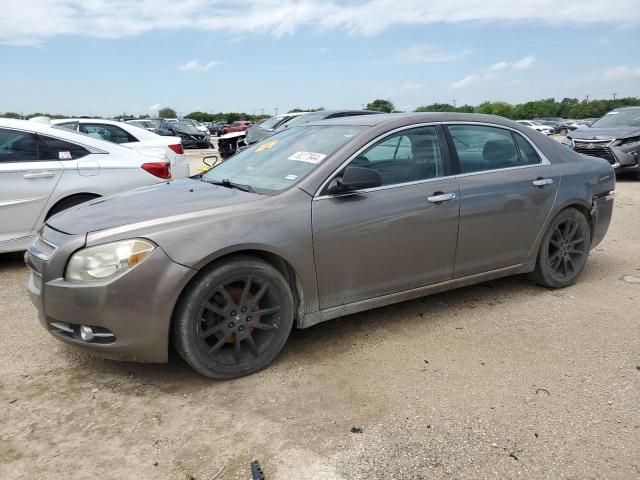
530;208;591;288
46;194;99;220
173;256;294;379
560;128;568;135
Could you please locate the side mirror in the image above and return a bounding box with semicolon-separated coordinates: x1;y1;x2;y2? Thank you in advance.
326;166;382;194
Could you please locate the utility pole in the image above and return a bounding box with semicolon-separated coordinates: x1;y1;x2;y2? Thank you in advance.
275;107;278;116
452;99;457;108
612;92;617;100
585;95;590;103
261;108;264;116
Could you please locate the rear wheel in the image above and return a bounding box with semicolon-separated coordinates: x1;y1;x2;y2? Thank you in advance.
173;257;294;379
530;208;591;288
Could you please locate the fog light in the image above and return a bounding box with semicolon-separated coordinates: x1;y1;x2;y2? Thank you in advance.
80;325;95;342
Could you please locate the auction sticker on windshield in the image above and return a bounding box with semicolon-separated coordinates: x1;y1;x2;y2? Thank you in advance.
288;151;327;164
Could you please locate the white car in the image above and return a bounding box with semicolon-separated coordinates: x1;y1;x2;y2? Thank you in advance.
51;118;189;178
0;119;183;253
516;120;554;135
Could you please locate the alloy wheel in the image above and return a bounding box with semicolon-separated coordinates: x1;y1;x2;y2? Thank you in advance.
196;275;281;366
547;218;586;280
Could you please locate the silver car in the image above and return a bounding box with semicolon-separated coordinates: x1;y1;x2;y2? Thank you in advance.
26;113;615;379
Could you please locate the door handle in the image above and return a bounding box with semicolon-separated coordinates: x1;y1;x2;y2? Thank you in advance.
532;178;554;187
23;172;55;179
427;192;456;204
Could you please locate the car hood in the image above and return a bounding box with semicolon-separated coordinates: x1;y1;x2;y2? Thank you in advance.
46;178;262;235
569;126;640;140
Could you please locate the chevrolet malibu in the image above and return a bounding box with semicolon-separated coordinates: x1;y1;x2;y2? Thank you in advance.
26;113;615;379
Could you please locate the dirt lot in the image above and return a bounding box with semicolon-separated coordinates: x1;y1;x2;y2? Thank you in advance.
1;180;639;480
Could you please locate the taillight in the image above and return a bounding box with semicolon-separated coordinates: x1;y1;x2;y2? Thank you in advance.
141;162;171;179
168;143;184;154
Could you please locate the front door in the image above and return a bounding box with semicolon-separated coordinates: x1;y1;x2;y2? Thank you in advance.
445;124;560;278
0;128;63;243
312;125;460;309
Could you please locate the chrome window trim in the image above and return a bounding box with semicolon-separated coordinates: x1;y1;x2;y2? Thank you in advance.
314;122;442;199
313;121;551;200
445;121;551;167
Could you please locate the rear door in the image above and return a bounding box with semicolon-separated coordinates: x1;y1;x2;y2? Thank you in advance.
0;128;63;243
312;125;460;309
445;124;560;278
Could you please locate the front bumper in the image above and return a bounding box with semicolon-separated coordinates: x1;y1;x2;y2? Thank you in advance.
26;226;196;362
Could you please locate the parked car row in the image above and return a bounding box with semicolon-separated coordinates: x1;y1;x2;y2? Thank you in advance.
218;110;376;159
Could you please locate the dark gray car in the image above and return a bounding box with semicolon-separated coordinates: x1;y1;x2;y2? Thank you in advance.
26;113;615;379
563;107;640;179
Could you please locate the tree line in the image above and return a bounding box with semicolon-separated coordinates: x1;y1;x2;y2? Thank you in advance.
366;97;640;119
3;97;639;123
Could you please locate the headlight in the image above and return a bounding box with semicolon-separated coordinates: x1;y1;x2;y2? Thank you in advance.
619;137;640;149
65;239;155;282
561;136;574;148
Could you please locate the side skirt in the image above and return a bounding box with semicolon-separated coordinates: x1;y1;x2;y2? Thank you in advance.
298;262;534;329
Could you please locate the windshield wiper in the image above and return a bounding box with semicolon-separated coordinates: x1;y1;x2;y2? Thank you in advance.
205;178;256;193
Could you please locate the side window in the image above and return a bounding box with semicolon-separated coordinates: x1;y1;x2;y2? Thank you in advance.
0;128;45;162
348;126;444;186
39;135;90;160
55;122;79;131
80;124;137;144
448;125;520;173
514;133;541;165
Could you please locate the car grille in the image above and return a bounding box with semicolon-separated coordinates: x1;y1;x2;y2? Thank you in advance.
191;134;206;141
573;140;616;164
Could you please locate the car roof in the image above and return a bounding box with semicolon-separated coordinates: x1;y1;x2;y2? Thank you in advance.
303;112;524;128
0;118;129;150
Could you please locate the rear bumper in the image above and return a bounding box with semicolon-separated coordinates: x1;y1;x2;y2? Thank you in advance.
27;229;196;363
591;193;614;249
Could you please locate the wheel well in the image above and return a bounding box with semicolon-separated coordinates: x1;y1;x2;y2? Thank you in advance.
46;193;101;220
170;249;305;332
566;203;595;239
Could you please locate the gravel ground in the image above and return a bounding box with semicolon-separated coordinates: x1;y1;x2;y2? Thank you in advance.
1;179;639;480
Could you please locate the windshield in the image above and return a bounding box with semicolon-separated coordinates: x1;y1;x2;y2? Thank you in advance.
591;109;640;128
275;113;327;131
259;116;286;130
202;125;365;194
173;123;200;134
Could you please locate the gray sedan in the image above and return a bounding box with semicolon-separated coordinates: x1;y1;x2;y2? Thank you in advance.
26;113;615;379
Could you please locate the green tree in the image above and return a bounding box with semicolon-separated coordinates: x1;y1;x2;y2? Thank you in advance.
1;111;21;119
288;107;325;113
158;107;177;118
474;101;516;119
366;99;395;113
185;111;213;123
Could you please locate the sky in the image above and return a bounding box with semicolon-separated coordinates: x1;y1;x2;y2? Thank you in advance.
1;0;639;117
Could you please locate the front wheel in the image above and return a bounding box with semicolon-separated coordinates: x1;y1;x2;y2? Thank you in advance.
173;257;294;379
560;128;568;135
530;208;591;288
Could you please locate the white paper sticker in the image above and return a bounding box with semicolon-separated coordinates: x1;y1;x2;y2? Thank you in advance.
288;151;327;164
58;151;72;160
284;174;298;181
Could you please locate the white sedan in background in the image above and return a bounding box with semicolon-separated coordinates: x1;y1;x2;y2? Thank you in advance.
50;118;189;178
516;120;554;135
0;119;186;253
